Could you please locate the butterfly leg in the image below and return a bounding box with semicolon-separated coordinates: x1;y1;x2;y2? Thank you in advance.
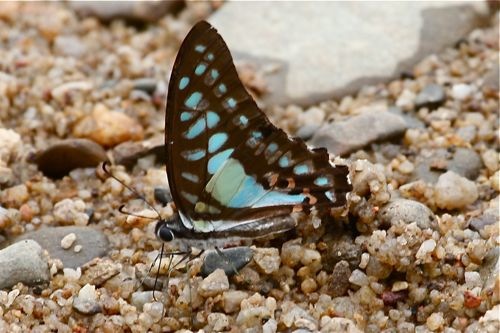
215;246;241;277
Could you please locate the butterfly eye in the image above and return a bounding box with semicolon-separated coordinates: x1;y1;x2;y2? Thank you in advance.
157;224;175;242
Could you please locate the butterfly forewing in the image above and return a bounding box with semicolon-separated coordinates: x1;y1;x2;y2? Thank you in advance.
166;21;351;227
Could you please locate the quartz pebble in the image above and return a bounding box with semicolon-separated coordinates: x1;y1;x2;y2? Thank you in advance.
434;171;478;209
198;269;230;297
60;233;77;249
254;248;281;274
73;104;144;148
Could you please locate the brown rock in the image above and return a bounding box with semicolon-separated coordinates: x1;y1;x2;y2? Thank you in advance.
73;104;144;148
32;138;108;179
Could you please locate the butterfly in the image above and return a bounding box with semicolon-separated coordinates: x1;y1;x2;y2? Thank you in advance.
155;21;351;249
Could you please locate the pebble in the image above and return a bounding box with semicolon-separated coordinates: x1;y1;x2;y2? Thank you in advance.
434;171;478;209
253;248;281;274
0;128;21;163
348;269;369;287
68;1;179;22
60;232;77;249
379;199;436;230
0;240;50;289
328;260;351;297
198;269;230;297
53;198;89;226
222;290;248;313
262;318;278;333
310;111;412;156
415;83;446;110
280;301;317;330
201;247;253;277
416;239;436;261
323;235;362;271
16;226;110;268
32;138;108;179
1;184;29;207
426;312;445;331
207;313;230;332
53;35;87;58
469;212;497;232
111;137;165;168
320;317;363;333
414;148;482;183
451;83;473;100
481;149;498;173
79;259;121;286
73;284;101;315
392;281;409;292
153;187;172;206
51;81;93;103
130;291;157;311
73;104;144;148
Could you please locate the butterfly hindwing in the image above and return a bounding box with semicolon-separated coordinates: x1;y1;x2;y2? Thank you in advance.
166;21;351;229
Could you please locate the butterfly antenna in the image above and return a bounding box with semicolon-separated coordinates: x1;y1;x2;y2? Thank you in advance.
101;161;163;220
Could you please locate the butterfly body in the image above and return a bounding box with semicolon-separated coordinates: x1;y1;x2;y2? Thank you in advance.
159;21;351;247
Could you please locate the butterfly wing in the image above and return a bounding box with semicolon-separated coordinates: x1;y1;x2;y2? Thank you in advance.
166;21;351;230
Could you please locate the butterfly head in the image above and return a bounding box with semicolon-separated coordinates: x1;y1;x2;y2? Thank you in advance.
154;213;182;242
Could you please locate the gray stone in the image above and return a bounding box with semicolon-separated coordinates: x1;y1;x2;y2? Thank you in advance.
323;235;361;272
415;84;446;110
414;148;482;183
483;62;499;91
16;226;110;269
480;247;499;302
154;187;172;206
469;213;497;232
310;111;410;156
0;240;50;289
68;1;181;23
132;78;158;95
209;2;488;106
32;138;108;179
296;124;321;141
201;247;253;277
379;199;437;230
111;137;164;169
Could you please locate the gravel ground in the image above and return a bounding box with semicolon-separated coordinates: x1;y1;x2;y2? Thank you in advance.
0;3;498;333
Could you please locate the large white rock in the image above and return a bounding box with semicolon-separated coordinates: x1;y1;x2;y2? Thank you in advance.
209;2;489;106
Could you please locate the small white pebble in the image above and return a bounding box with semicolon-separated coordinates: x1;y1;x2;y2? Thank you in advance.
416;239;436;261
349;269;369;287
359;253;370;269
426;312;444;331
392;281;409;292
60;233;77;249
63;267;82;281
73;244;82;253
451;83;473;100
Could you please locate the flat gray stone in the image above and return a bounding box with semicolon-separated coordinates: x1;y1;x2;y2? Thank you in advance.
201;247;254;277
415;84;446;110
16;226;110;269
309;111;411;156
414;147;483;183
0;240;50;289
209;2;489;106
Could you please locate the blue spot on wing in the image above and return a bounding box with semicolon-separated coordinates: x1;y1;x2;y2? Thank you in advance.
195;44;206;53
294;163;309;175
195;63;207;75
252;191;306;208
181;191;198;204
210;69;219;80
185;92;202;109
180;111;194;122
208;133;228;153
184;117;206;139
279;156;290;168
181;172;199;183
208;148;234;174
314;176;329;186
182;149;206;161
179;77;189;90
206;111;220;128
